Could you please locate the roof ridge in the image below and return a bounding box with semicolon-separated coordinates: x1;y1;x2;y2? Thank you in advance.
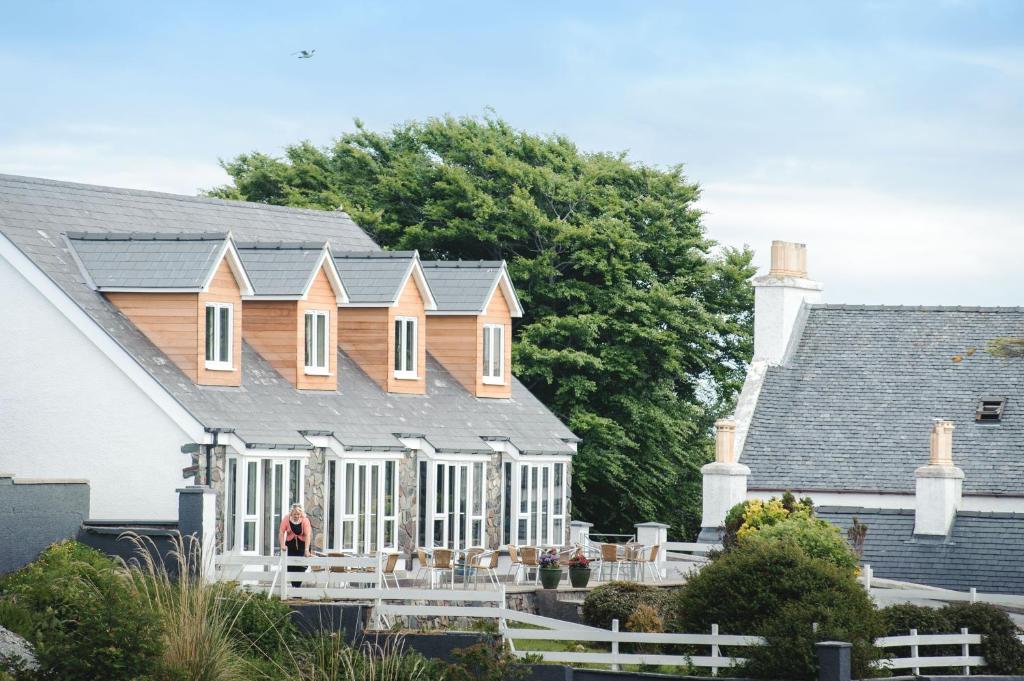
0;172;360;223
334;250;417;259
421;260;504;268
236;240;327;250
67;230;228;242
809;303;1024;313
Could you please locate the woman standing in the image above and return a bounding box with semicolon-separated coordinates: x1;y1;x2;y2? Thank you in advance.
279;503;312;588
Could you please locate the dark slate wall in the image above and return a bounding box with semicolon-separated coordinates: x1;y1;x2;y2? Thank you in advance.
76;520;181;575
0;475;90;574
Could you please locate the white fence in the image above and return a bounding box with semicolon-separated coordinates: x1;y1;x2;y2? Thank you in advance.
215;553;381;600
876;629;982;675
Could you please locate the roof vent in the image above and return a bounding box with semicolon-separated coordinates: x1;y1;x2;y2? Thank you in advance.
976;397;1006;422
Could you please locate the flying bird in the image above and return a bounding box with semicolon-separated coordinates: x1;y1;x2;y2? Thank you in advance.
292;49;316;59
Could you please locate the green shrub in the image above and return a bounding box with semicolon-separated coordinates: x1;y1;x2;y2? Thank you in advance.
0;541;163;681
748;518;858;573
671;539;883;680
944;602;1024;675
581;581;671;630
221;587;299;662
879;603;949;635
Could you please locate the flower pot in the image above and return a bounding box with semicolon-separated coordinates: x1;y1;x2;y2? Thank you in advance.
568;566;592;588
539;566;562;589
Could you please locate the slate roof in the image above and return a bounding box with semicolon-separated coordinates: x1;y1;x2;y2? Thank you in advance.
66;231;228;290
742;305;1024;496
236;241;328;297
333;251;419;304
0;174;576;454
818;506;1024;594
422;261;507;313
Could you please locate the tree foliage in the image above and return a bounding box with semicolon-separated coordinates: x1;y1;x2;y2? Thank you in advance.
210;114;755;536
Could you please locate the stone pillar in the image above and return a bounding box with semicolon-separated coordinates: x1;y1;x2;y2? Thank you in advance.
178;485;218;582
634;522;669;578
914;419;963;536
816;641;852;681
700;419;750;540
570;520;592;547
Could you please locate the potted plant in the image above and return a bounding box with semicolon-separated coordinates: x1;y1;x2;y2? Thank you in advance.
538;551;562;589
567;550;592;588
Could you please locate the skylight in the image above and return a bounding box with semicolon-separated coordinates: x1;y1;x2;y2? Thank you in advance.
976;397;1007;422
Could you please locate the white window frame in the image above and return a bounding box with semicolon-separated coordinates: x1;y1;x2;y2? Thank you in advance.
508;459;569;547
204;302;234;371
303;310;330;375
224;453;305;556
393;316;418;379
418;456;487;550
332;456;400;554
482;323;505;385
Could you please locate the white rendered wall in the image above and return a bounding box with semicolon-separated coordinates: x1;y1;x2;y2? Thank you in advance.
752;276;823;364
0;254;192;519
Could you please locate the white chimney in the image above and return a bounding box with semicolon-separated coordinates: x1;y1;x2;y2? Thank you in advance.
700;419;750;536
914;420;963;536
752;241;824;364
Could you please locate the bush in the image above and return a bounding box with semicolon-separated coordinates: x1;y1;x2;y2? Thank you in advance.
222;587;299;662
749;519;858;573
0;541;163;681
945;602;1024;675
878;603;950;635
670;539;883;680
581;582;671;630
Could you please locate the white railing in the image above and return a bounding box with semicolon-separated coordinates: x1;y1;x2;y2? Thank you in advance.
215;553;381;600
861;564;1024;611
876;629;982;675
664;541;721;565
505;622;985;675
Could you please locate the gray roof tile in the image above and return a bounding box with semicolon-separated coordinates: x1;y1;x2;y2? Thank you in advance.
819;506;1024;594
66;231;227;289
0;174;575;454
422;261;504;313
742;305;1024;495
235;241;327;296
333;251;418;304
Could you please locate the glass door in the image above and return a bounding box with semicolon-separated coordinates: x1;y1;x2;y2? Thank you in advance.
423;460;486;549
337;460;397;554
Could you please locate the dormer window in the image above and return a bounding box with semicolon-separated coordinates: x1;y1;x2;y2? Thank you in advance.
205;303;233;370
976;396;1006;422
394;316;417;379
304;310;330;375
482;323;504;384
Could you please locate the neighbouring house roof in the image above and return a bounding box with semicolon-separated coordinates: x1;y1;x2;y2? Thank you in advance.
421;261;524;317
0;174;576;454
235;241;346;300
333;251;437;308
742;305;1024;496
65;231;252;293
818;506;1024;594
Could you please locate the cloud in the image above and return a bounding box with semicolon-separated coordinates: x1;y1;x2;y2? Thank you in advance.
700;180;1024;306
0;142;228;195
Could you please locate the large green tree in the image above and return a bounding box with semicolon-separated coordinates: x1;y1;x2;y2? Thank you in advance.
209;114;754;537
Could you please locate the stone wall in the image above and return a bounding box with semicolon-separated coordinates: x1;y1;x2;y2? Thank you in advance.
305;448;325;549
485;452;503;549
398;455;418;555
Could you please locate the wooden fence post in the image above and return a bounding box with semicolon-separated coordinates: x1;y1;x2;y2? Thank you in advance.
961;627;970;676
711;623;720;676
611;619;620;671
910;628;919;676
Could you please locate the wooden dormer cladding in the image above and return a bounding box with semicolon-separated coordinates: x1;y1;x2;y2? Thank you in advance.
427;284;513;398
105;257;245;386
237;243;346;392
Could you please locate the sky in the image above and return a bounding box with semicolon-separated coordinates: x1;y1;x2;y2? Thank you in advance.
2;1;1022;305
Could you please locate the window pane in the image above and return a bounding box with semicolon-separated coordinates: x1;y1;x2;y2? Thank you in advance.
495;329;503;377
472;462;483;515
459;466;468;548
344;463;355;514
369;466;379;553
246;461;257;515
518;518;527;545
473;519;482;547
394;320;402;370
447;466;456;548
483;326;490;376
289;460;301;507
227;459;237;550
405;320;415;373
554;463;563;515
418;461;427;548
541;467;549;545
553;518;563;545
357;466;367;553
502;462;511;546
519;464;528;513
243;522;255;552
316;314;327;368
384;520;394;547
327;461;336;550
218;306;230;363
304;313;313;367
273;463;284;550
384;461;394;516
205;306;216;362
342;520;353;549
435;464;444;513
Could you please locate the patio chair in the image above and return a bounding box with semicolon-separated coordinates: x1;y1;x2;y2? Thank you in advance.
467;549;499;588
415;547;432;585
506;544;522;578
431;548;455;589
634;544;662;582
380;552;401;589
455;547;484;588
599;543;629;580
518;546;540;584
